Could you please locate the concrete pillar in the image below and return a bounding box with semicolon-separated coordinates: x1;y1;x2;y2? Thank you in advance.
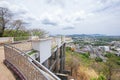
60;46;63;73
32;38;52;64
55;48;59;73
63;43;66;70
56;37;61;48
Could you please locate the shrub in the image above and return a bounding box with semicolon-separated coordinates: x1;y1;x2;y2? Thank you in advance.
91;73;106;80
116;61;120;65
66;47;71;51
97;73;106;80
14;36;29;41
104;53;114;58
95;57;103;62
82;53;90;58
90;78;97;80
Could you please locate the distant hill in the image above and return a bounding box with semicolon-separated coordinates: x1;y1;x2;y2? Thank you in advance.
66;34;106;37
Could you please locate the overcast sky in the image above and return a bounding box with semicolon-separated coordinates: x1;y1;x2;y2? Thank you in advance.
0;0;120;35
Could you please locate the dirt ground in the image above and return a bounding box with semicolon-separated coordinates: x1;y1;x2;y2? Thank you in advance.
0;46;15;80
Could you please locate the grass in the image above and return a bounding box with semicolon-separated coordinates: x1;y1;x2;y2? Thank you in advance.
65;47;120;80
66;49;94;66
28;50;38;55
65;48;98;79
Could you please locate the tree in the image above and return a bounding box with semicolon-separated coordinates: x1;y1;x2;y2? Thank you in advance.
29;29;48;38
10;20;27;37
3;19;29;37
0;7;12;37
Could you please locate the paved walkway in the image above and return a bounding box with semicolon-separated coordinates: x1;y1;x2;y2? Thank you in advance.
0;46;15;80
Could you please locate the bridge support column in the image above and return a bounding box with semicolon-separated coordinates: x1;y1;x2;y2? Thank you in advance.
60;43;66;73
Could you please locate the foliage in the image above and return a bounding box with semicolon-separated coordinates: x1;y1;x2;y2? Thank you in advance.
82;52;90;58
66;47;71;51
65;49;80;77
66;45;120;80
95;57;103;62
3;30;30;41
3;30;29;37
97;73;106;80
104;52;114;58
29;29;48;38
91;78;97;80
116;61;120;65
28;50;38;55
92;41;108;46
66;49;93;67
91;73;106;80
0;7;28;37
14;36;29;41
96;36;120;42
101;53;120;80
0;7;12;37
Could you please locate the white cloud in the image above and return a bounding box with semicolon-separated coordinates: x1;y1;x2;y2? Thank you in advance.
0;1;10;8
0;0;120;35
0;0;39;25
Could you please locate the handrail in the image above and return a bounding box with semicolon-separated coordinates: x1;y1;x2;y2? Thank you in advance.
4;44;47;80
32;59;61;80
4;44;61;80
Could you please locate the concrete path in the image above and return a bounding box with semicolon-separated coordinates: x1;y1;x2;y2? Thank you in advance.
0;46;15;80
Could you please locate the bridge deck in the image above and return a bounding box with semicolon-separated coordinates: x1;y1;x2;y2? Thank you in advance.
0;46;16;80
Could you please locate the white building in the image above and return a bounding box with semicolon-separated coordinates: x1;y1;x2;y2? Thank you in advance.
99;46;110;52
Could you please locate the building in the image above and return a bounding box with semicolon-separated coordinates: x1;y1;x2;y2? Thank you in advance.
99;46;110;52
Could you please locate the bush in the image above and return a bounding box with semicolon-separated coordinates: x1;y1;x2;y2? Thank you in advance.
66;47;71;51
116;61;120;65
104;53;114;58
97;73;106;80
3;30;30;37
82;53;90;58
14;36;29;41
91;78;97;80
95;57;103;62
91;73;106;80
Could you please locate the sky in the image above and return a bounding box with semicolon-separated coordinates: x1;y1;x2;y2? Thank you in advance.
0;0;120;35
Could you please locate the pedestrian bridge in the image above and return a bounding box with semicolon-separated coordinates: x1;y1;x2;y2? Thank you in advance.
4;37;66;80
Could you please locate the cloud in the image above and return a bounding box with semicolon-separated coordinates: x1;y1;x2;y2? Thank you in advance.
93;0;120;13
41;18;58;26
45;0;65;7
0;1;27;14
0;0;38;25
1;0;120;35
0;1;10;8
62;26;75;30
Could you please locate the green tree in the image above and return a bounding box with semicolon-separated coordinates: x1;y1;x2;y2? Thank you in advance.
0;7;28;37
29;29;48;38
0;7;12;36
